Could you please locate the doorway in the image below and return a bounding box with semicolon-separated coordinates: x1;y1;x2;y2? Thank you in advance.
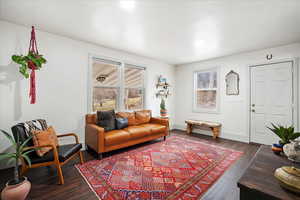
250;61;294;145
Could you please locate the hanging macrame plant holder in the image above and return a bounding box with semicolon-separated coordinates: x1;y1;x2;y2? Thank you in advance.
12;26;47;104
28;26;38;104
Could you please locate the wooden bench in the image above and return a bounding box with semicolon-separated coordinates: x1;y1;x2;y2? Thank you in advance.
185;120;221;139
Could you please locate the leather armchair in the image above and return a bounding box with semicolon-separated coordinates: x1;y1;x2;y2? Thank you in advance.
11;123;84;185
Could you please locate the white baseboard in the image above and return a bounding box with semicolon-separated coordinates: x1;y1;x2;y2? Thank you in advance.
173;124;249;143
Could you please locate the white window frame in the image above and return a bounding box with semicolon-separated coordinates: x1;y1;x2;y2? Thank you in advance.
87;54;146;113
124;64;146;111
193;67;220;113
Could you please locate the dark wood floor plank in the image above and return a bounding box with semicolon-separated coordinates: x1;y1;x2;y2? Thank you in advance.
0;130;260;200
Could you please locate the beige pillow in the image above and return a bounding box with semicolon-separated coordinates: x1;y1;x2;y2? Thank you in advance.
32;126;58;157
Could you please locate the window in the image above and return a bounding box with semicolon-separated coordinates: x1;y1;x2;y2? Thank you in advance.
124;65;145;110
90;57;145;112
193;68;219;113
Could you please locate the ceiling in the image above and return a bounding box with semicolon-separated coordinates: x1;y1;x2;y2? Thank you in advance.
1;0;300;65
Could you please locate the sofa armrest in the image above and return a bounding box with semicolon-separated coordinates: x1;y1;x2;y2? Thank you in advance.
150;117;169;128
85;124;105;153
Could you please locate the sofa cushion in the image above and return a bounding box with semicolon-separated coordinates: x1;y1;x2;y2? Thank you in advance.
135;110;151;125
115;118;128;130
97;110;116;131
141;123;167;134
124;125;151;139
105;130;131;146
116;112;136;126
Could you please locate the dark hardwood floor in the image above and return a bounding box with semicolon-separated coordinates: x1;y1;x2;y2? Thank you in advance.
0;130;260;200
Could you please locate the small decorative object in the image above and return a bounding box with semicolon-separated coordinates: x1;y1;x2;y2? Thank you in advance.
96;74;109;83
272;143;284;155
155;75;171;117
0;129;36;200
283;141;300;162
266;54;273;60
155;75;171;98
160;98;167;117
11;26;47;104
158;75;166;84
225;70;239;95
274;166;300;193
267;123;300;145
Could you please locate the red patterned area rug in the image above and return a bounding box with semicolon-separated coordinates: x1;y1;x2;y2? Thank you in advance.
76;136;243;200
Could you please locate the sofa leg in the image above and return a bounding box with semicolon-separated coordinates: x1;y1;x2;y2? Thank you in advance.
164;136;166;141
98;153;103;160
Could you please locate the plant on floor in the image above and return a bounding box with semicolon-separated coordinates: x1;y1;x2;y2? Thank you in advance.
267;123;300;145
0;129;34;200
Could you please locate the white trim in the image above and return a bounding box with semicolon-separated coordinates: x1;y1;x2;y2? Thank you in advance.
246;58;299;143
192;67;220;114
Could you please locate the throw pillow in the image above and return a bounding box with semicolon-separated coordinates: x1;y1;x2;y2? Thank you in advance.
115;118;128;129
32;126;58;157
135;110;151;125
97;110;116;131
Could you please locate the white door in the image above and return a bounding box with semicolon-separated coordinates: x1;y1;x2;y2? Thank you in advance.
250;62;293;145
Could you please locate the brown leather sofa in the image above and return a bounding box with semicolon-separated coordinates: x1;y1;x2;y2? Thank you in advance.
85;110;169;159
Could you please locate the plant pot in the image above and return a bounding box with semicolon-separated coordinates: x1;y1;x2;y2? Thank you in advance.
160;109;167;117
272;143;283;155
1;177;31;200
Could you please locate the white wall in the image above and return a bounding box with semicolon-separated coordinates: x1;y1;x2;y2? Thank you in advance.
174;43;300;143
0;20;175;156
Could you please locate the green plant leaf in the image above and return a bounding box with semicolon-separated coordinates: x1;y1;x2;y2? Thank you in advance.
19;135;34;153
0;153;16;161
39;56;47;64
22;154;31;167
12;55;25;64
289;132;300;141
22;149;35;156
7;157;16;166
0;129;16;147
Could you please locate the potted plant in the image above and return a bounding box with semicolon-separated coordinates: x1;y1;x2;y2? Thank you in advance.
267;123;300;155
11;52;46;79
160;98;167;117
0;129;35;200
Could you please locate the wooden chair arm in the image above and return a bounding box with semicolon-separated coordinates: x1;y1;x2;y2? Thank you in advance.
57;133;79;144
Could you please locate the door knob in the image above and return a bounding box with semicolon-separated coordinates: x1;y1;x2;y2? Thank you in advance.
252;104;255;107
252;109;255;112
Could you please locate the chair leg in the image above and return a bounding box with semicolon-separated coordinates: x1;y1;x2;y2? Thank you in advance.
164;136;166;141
98;153;103;160
56;164;64;185
79;151;84;164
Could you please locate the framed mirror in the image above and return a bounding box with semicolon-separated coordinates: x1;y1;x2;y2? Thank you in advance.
225;70;239;95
